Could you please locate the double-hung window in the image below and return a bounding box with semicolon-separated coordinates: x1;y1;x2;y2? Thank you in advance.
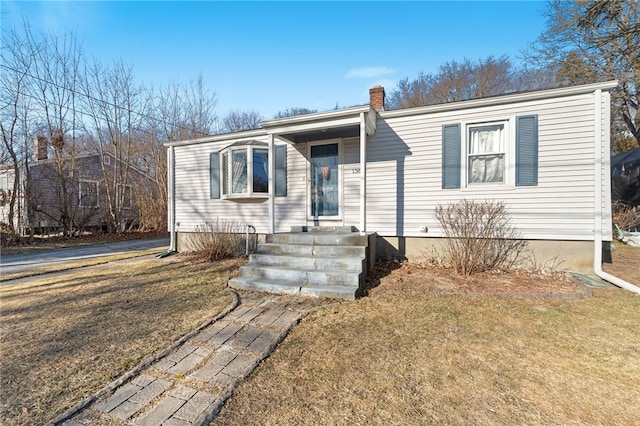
442;115;538;189
468;123;506;184
211;141;286;199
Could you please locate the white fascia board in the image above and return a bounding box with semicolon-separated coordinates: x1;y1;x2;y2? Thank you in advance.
380;81;619;119
261;105;371;129
265;116;363;136
163;128;267;148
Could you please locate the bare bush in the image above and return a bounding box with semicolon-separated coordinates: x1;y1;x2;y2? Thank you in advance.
136;185;166;231
612;201;640;234
187;219;246;262
434;200;527;276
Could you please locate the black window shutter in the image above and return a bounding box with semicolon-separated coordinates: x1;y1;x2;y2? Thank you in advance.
210;152;220;199
442;124;461;189
275;145;287;196
516;115;538;186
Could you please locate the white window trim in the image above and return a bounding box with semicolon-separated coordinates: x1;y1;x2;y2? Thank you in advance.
461;117;516;189
79;180;99;208
219;145;269;200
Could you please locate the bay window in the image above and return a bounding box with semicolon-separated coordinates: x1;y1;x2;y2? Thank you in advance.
210;141;286;199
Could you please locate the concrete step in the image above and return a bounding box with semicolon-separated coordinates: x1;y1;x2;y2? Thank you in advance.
237;264;361;287
257;243;366;258
249;253;365;271
290;226;356;233
228;277;358;300
266;233;368;246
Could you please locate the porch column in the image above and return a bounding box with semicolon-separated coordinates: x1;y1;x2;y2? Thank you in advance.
359;112;367;233
268;133;275;234
168;146;177;251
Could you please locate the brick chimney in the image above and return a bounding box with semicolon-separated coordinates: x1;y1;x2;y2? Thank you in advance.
369;85;385;112
34;136;48;161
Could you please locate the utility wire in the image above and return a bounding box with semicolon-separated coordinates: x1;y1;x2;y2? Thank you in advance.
0;62;216;139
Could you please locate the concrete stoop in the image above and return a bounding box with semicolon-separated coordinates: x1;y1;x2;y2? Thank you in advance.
229;228;374;300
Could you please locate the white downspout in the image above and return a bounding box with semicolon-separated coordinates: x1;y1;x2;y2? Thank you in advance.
592;88;640;294
168;145;177;252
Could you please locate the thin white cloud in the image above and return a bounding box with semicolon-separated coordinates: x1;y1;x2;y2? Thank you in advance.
345;66;395;79
372;79;398;90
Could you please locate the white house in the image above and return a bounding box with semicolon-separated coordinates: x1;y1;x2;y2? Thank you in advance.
165;81;618;280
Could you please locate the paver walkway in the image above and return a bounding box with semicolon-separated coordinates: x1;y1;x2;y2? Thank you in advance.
61;291;329;426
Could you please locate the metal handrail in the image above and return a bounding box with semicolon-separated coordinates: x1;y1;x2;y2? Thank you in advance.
246;224;256;255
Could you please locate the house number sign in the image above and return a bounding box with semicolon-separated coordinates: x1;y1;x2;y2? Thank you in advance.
352;168;361;174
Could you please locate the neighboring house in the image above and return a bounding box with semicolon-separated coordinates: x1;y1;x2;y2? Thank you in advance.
0;137;150;235
165;81;617;273
611;147;640;207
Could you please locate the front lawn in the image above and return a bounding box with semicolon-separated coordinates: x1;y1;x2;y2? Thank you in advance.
214;247;640;425
0;257;236;426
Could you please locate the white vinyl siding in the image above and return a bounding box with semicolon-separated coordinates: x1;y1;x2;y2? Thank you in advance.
274;144;306;233
175;139;271;232
369;91;610;241
342;137;361;227
172;87;612;243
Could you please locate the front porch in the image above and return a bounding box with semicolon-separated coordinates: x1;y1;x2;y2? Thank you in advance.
261;102;378;234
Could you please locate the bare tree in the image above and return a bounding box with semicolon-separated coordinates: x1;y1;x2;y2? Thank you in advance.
273;107;317;119
386;56;553;110
81;59;146;231
0;26;33;236
1;23;90;237
221;109;263;132
136;75;218;230
527;0;639;152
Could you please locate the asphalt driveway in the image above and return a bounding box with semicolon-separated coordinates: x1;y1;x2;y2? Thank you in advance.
0;237;169;275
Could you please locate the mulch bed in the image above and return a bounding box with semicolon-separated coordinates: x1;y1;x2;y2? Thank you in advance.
365;260;587;298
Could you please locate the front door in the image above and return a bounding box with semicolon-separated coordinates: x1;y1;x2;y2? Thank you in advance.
310;142;339;218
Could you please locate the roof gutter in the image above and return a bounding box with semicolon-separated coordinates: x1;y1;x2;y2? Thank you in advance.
592;88;640;295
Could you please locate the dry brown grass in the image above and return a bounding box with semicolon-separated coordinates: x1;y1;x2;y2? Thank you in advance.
0;249;162;282
0;256;238;425
214;254;640;425
604;243;640;285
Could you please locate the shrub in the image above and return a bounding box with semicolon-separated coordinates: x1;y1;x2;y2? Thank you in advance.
434;200;527;276
612;201;640;234
187;218;247;262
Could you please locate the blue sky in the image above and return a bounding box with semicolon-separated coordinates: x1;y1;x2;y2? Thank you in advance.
1;1;549;119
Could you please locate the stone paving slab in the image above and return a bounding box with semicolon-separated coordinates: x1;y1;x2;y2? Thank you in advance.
168;351;208;376
247;328;280;353
136;395;185;425
63;292;332;426
189;349;236;382
129;378;171;405
112;400;143;421
171;385;198;401
206;321;244;345
253;307;287;326
93;382;141;413
173;391;217;422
